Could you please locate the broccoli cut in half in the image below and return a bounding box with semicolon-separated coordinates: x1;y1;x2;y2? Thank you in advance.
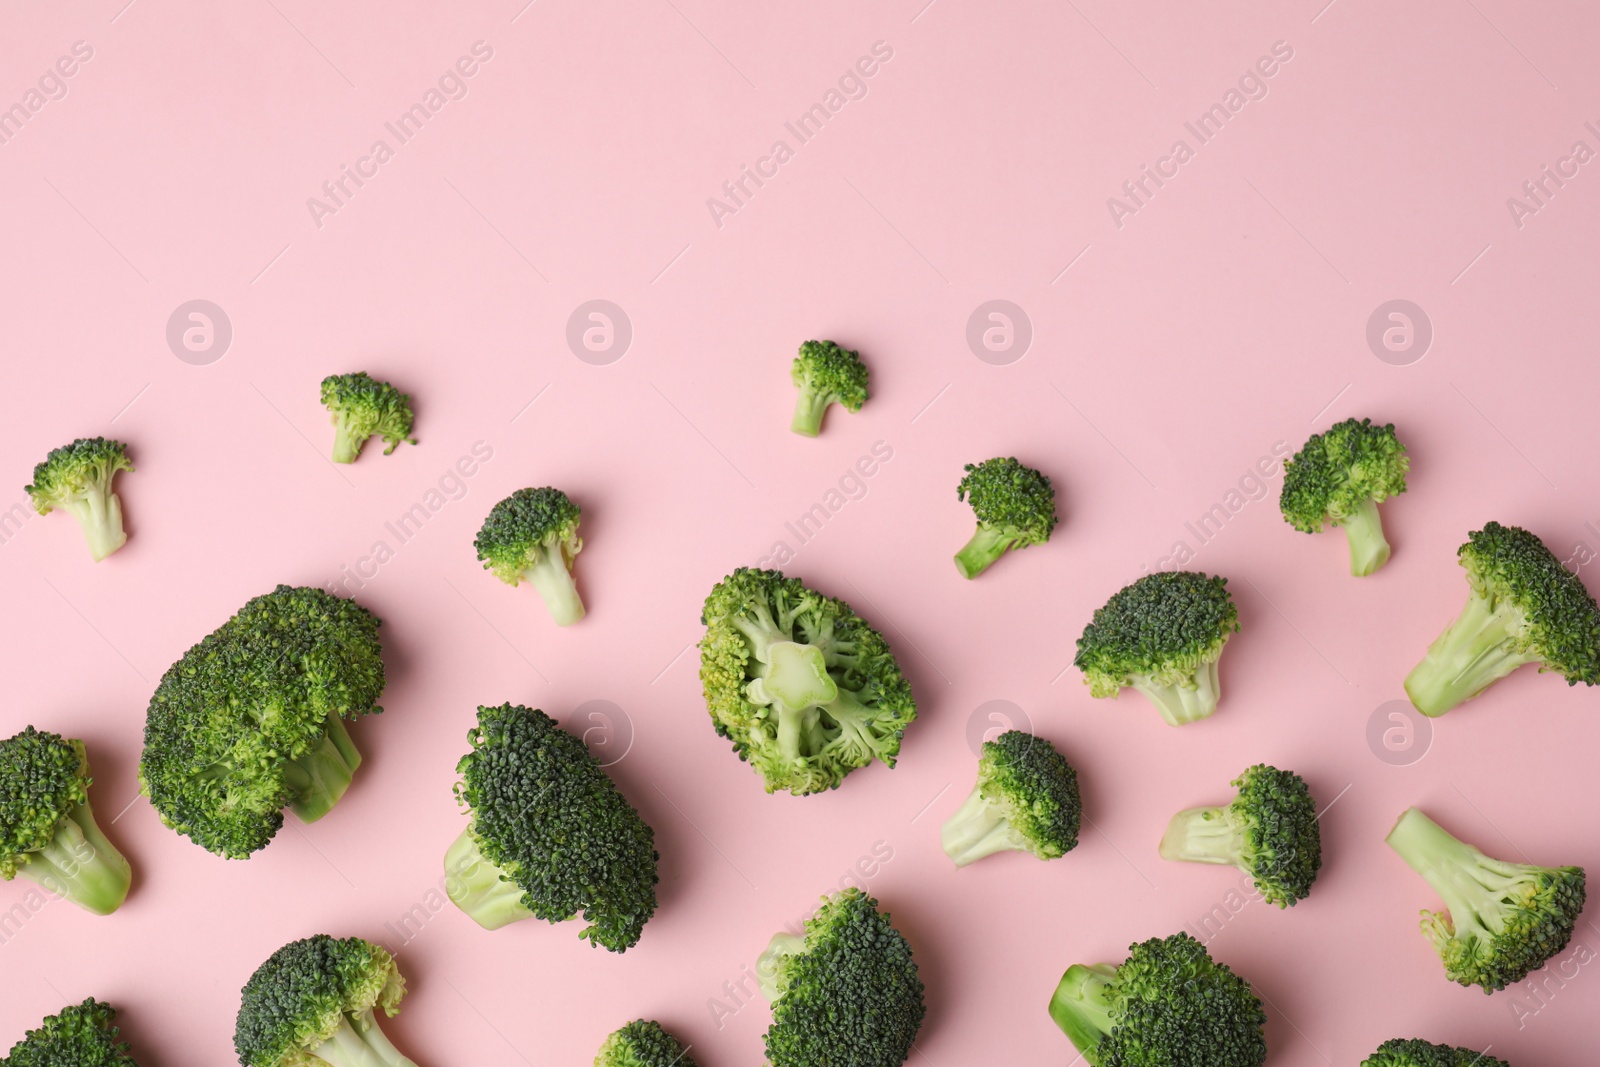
1048;932;1267;1067
1386;806;1586;993
474;487;586;626
1404;522;1600;716
319;372;416;463
139;584;386;858
24;437;134;562
1279;417;1409;576
445;703;659;952
758;888;925;1067
699;568;916;796
941;729;1080;867
1073;571;1240;726
1159;764;1322;907
790;340;869;437
1361;1039;1511;1067
1;728;131;915
235;935;417;1067
953;457;1059;579
3;998;141;1067
594;1020;699;1067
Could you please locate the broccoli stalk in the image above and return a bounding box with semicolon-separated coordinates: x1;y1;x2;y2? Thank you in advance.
1047;963;1119;1059
1158;764;1322;907
1342;496;1391;576
319;372;416;463
789;340;869;437
13;799;131;915
1405;590;1534;715
1130;659;1222;726
282;715;363;823
953;458;1058;579
474;487;586;626
941;730;1080;867
25;437;134;562
442;823;533;930
303;1008;414;1067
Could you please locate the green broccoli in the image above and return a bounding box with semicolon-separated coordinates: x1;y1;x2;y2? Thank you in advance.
139;584;386;858
1048;932;1267;1067
1404;522;1600;715
234;935;417;1067
474;487;586;626
594;1020;698;1067
1;727;131;915
1386;806;1586;992
1073;571;1240;726
953;457;1058;579
24;437;134;562
698;567;916;795
758;888;925;1067
790;340;869;437
1361;1039;1510;1067
1159;764;1322;907
3;998;140;1067
445;703;659;952
319;372;416;463
1279;418;1409;576
941;729;1080;867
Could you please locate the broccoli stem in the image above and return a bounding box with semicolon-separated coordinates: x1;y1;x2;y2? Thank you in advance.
443;825;533;930
1048;963;1118;1060
1131;660;1222;726
522;550;585;626
14;800;132;915
312;1009;418;1067
953;526;1015;580
1341;497;1392;576
1158;807;1244;866
940;786;1018;867
1404;592;1537;716
1385;807;1519;946
790;388;832;437
285;717;362;823
751;642;840;763
330;418;366;464
756;932;806;1001
61;489;127;562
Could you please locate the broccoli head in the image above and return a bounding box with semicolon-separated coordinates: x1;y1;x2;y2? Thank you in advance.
445;703;659;951
24;437;134;562
699;567;916;795
1279;418;1409;576
1049;932;1267;1067
758;888;925;1067
1073;571;1240;726
1386;806;1585;993
1361;1039;1510;1067
941;729;1080;867
790;340;869;437
1159;764;1322;907
594;1020;698;1067
953;457;1059;579
1404;522;1600;715
319;372;416;463
3;998;140;1067
474;487;586;626
139;584;386;858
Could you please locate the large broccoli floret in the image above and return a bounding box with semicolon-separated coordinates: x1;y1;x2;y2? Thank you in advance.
474;487;586;626
1385;806;1586;993
1404;522;1600;715
1048;932;1267;1067
1361;1039;1511;1067
1073;571;1240;726
1280;418;1409;576
698;568;916;796
24;437;134;562
952;457;1058;579
594;1020;698;1067
758;888;925;1067
1;728;131;915
445;703;659;951
139;585;386;858
1159;764;1322;907
2;998;141;1067
941;729;1080;867
234;935;416;1067
319;372;416;463
790;340;869;437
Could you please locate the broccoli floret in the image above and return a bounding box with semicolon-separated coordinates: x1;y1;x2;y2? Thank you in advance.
1361;1039;1511;1067
1;728;131;915
24;437;134;562
234;935;416;1067
952;458;1058;579
474;487;586;626
1279;418;1409;576
1049;932;1267;1067
3;998;140;1067
445;703;659;951
1073;571;1240;726
698;567;916;796
790;340;869;437
319;372;416;463
594;1020;698;1067
1159;764;1322;907
941;729;1080;867
758;889;925;1067
1404;522;1600;715
139;585;386;858
1386;806;1586;993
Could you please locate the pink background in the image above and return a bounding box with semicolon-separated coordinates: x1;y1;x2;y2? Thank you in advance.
3;1;1600;1064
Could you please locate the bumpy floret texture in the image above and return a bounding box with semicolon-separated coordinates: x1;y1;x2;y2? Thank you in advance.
595;1020;699;1067
2;998;138;1067
957;458;1057;542
0;727;88;879
473;487;582;584
1458;522;1600;684
1279;417;1408;532
319;372;416;461
942;730;1080;866
1164;765;1322;907
790;340;869;435
24;437;134;560
1074;572;1239;695
1361;1039;1511;1067
234;935;404;1067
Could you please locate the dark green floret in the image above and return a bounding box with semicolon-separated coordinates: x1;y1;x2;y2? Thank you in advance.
953;457;1058;579
594;1020;698;1067
1159;764;1322;907
24;436;134;561
3;998;140;1067
790;340;869;437
319;372;416;463
941;730;1080;867
474;487;585;625
1361;1038;1511;1067
1279;417;1408;576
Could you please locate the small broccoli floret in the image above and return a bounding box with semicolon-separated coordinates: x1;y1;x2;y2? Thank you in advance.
3;998;140;1067
1159;764;1322;907
699;568;916;796
952;458;1058;579
594;1020;698;1067
446;703;659;951
941;730;1080;867
24;437;134;562
758;888;924;1067
790;340;869;437
319;372;416;463
1386;806;1586;992
1404;522;1600;715
1361;1039;1511;1067
474;487;586;626
1073;571;1240;726
1049;932;1266;1067
1280;418;1409;576
235;935;416;1067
